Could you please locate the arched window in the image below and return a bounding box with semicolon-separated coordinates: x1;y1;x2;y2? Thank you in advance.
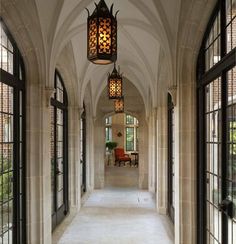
197;1;236;243
167;93;175;223
0;19;26;244
50;70;68;231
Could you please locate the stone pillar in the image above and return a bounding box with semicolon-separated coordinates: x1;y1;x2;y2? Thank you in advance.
94;114;105;189
177;74;197;244
68;106;80;209
138;114;149;189
85;104;95;193
156;104;168;215
26;84;52;244
148;108;157;193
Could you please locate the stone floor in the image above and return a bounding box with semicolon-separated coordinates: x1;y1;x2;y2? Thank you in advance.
57;189;173;243
105;164;139;188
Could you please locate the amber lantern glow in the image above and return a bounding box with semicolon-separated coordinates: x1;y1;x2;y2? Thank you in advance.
87;0;118;65
108;63;122;99
114;96;124;113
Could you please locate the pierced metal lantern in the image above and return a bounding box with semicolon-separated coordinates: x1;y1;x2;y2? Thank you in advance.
108;63;122;99
114;96;124;113
86;0;118;65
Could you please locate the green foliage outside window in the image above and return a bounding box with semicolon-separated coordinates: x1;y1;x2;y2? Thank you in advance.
0;155;13;201
105;141;117;152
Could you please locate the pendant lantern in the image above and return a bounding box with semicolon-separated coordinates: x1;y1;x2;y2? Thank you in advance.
107;63;122;99
114;96;124;113
86;0;118;65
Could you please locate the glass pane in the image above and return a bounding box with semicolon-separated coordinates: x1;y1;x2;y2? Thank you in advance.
205;78;222;243
126;127;134;151
226;0;232;25
19;64;23;80
57;125;63;142
57;174;63;192
227;23;233;53
126;115;134;125
232;17;236;50
57;190;63;209
1;25;7;48
57;142;63;158
57;158;63;174
205;49;210;71
233;0;236;18
57;109;63;125
8;51;13;74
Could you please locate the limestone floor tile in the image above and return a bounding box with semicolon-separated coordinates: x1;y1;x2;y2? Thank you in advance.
58;188;174;244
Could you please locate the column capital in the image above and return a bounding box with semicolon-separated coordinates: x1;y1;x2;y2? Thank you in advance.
168;86;177;106
45;87;55;107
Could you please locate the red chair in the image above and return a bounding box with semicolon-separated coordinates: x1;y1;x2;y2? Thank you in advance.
114;148;131;167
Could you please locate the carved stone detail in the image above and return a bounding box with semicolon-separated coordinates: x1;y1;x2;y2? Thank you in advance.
168;86;177;106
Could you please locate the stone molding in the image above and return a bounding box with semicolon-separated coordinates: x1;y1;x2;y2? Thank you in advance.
45;87;55;107
168;86;177;106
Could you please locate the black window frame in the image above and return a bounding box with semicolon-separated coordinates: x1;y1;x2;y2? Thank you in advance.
80;103;86;195
50;70;69;231
167;93;175;223
0;18;26;244
197;1;236;243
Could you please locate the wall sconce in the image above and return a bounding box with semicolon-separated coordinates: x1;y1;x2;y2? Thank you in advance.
86;0;118;65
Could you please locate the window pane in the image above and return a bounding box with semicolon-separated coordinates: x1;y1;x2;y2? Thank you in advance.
126;115;134;125
0;25;14;75
105;116;112;125
126;127;134;151
226;0;232;25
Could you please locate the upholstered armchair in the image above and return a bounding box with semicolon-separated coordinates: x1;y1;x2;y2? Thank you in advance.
114;148;131;167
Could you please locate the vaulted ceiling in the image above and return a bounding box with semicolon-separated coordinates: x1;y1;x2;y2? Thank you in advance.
31;0;182;116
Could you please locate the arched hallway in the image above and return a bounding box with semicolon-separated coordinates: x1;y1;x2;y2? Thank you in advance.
54;188;173;244
1;0;236;243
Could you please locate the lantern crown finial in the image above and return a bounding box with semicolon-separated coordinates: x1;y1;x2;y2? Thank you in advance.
91;0;110;17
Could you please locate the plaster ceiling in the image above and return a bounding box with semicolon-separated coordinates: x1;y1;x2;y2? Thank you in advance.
34;0;181;114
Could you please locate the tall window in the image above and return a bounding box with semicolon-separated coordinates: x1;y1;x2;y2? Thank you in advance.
105;116;112;142
167;94;175;223
80;104;86;195
50;71;68;231
125;115;138;151
197;1;236;243
0;20;26;244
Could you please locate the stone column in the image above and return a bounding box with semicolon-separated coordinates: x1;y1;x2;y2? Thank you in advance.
26;84;52;244
138;114;149;189
85;104;95;193
68;106;81;210
148;108;157;193
156;104;168;215
177;71;197;244
94;114;105;189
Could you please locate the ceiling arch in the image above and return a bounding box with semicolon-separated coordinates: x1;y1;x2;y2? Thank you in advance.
31;0;183;112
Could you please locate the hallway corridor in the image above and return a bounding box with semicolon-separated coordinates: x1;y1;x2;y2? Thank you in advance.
56;188;173;244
